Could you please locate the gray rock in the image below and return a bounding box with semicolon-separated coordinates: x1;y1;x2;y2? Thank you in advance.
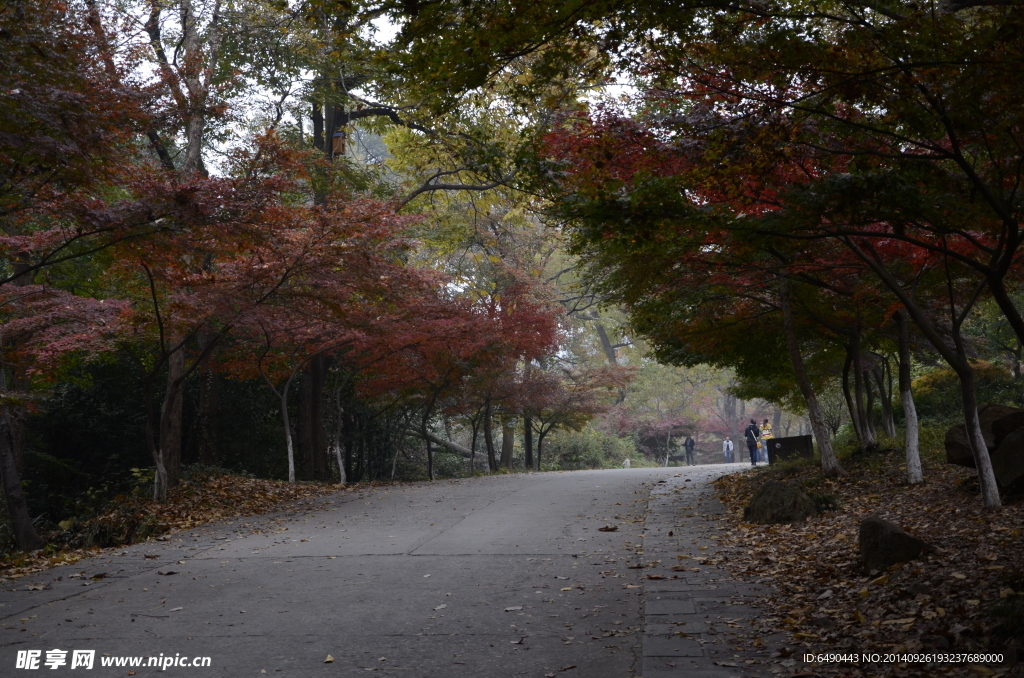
945;404;1020;468
742;480;817;524
858;516;933;574
992;410;1024;448
991;426;1024;491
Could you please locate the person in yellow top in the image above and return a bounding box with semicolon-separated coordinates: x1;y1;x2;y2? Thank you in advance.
760;418;773;464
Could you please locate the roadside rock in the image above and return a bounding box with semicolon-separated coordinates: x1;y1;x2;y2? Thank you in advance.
993;410;1024;448
859;516;933;573
743;480;817;524
991;426;1024;491
945;404;1021;468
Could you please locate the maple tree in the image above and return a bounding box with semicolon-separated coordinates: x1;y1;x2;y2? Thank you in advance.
359;0;1024;498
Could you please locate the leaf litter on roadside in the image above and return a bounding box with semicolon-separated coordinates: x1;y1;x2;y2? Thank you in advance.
1;471;345;584
712;454;1024;677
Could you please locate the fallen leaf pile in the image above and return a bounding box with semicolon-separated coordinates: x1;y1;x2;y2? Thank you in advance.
713;452;1024;677
0;471;341;583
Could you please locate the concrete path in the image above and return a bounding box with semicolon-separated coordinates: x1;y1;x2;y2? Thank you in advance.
637;467;782;677
2;465;776;677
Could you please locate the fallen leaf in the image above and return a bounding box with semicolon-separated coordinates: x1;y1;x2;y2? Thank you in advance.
597;526;618;532
156;571;178;576
324;655;334;663
646;574;666;580
169;607;183;612
504;606;523;612
434;604;447;611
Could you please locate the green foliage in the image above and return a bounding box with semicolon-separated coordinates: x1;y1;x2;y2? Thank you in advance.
541;427;637;470
912;362;1024;424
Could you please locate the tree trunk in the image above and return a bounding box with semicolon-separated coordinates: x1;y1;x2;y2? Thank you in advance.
895;312;922;484
780;284;845;477
841;238;999;506
863;368;877;440
590;312;627;403
158;344;185;491
842;348;864;446
852;332;876;450
0;409;45;551
959;366;1002;507
537;429;548;469
279;388;296;484
523;416;534;470
196;341;219;466
873;360;896;437
312;104;324;151
483;402;497;472
470;418;479;474
500;417;515;469
425;432;434;481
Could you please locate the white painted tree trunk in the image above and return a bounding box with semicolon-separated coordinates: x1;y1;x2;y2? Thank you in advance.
896;312;922;484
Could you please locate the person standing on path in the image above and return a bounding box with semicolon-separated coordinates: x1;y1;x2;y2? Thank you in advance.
722;436;734;463
683;436;696;465
759;418;774;464
744;419;761;466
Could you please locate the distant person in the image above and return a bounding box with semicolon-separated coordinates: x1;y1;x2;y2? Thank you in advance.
722;437;734;463
684;436;696;465
760;418;774;464
622;458;631;469
744;419;761;466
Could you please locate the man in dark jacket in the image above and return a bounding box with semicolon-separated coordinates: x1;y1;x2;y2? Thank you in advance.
683;436;696;465
744;419;760;466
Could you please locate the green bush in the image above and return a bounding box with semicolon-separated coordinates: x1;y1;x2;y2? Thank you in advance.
540;428;639;470
912;362;1024;424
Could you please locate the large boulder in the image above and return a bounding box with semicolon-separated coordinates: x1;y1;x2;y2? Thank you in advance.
859;516;933;574
993;409;1024;448
945;404;1022;468
743;480;817;524
992;426;1024;491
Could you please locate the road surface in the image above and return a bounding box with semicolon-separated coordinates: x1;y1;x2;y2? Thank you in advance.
2;466;776;677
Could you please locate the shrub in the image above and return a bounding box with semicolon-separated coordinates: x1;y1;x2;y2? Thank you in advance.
541;427;638;470
912;362;1024;423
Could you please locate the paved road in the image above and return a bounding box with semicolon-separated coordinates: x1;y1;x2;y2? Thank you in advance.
2;466;776;677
